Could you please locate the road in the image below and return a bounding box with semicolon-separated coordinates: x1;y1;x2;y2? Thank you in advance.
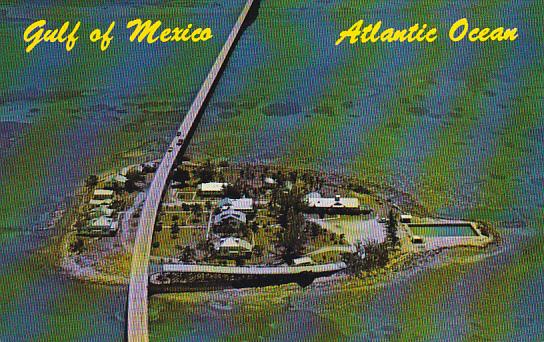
126;1;258;341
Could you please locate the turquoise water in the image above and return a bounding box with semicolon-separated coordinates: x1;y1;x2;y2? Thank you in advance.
409;224;477;237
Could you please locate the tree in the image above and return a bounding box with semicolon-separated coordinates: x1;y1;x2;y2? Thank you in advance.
69;238;85;254
125;169;145;192
251;222;259;233
191;204;202;216
179;245;196;263
342;240;389;275
85;175;98;188
171;222;180;235
307;221;322;237
276;188;307;228
223;184;242;198
386;209;399;246
172;167;190;186
362;240;389;269
278;209;308;263
197;160;215;183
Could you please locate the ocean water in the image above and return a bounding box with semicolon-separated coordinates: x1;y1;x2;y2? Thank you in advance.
1;0;543;340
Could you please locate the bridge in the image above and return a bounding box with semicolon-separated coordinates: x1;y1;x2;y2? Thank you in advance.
126;1;260;341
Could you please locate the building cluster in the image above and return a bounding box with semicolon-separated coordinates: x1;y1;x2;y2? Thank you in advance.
77;162;157;237
208;192;255;259
78;189;119;237
199;182;364;260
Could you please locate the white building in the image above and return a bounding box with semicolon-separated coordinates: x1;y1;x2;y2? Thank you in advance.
218;197;254;212
105;174;128;188
89;189;114;206
90;205;115;218
214;237;253;257
400;214;413;223
306;193;360;214
213;209;247;226
198;182;229;196
79;215;118;236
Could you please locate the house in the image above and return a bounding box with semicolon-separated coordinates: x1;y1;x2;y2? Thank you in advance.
93;189;114;199
78;215;118;236
90;205;115;219
218;197;254;212
120;164;143;176
213;209;247;226
198;182;229;196
400;214;413;223
214;237;253;258
104;174;128;188
89;189;114;206
305;193;360;215
263;177;277;188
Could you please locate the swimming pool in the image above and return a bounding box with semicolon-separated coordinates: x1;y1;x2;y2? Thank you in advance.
408;223;478;237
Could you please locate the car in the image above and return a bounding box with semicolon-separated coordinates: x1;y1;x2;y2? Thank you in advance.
176;139;184;146
378;217;388;224
176;131;182;136
167;147;173;152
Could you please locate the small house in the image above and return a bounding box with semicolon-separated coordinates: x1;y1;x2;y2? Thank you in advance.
79;215;118;237
213;237;253;258
89;189;114;206
198;182;229;196
218;197;254;212
400;214;413;223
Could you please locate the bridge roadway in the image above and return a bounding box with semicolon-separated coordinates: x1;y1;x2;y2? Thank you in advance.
126;1;258;341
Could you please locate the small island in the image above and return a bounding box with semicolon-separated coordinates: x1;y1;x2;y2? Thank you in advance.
59;157;495;292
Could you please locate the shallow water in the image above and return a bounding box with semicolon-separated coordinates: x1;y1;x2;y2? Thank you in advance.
1;0;543;341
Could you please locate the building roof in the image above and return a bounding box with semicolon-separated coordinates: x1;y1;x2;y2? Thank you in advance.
90;216;113;227
218;197;254;211
89;198;113;206
292;256;314;266
306;192;322;199
93;189;114;197
213;209;247;225
307;195;360;209
199;182;228;192
91;206;114;217
264;177;277;185
115;175;128;183
214;237;252;252
106;174;128;184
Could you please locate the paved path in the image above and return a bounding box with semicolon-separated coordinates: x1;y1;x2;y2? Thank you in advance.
126;1;258;341
156;262;347;276
306;245;356;256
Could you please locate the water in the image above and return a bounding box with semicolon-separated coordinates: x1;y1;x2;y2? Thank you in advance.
1;0;543;340
409;224;477;237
